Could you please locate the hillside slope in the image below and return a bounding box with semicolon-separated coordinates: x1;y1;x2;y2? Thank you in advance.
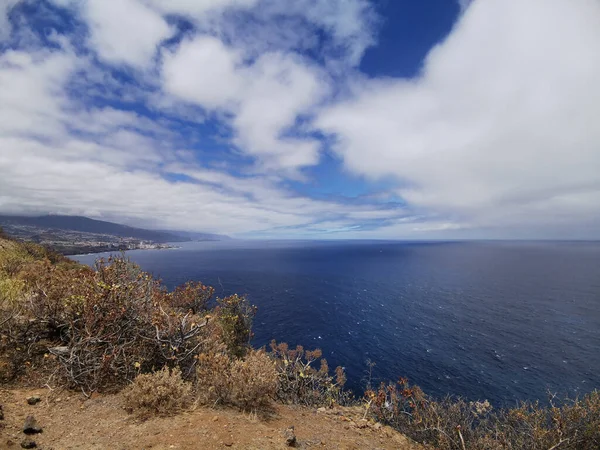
0;215;189;243
0;233;421;449
0;215;231;254
0;388;420;450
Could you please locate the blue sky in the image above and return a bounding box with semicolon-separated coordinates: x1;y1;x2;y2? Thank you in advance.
1;0;599;239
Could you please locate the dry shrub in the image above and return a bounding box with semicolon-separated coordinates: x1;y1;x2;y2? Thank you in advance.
168;281;214;314
0;278;25;324
40;256;162;393
151;305;210;380
365;378;600;450
195;339;232;405
123;366;191;416
0;241;51;381
488;393;600;450
1;244;211;393
1;236;259;398
196;343;277;409
18;259;96;336
229;349;277;409
269;340;351;407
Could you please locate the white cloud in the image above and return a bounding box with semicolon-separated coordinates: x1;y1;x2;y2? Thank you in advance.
0;40;402;236
81;0;173;68
147;0;374;66
317;0;600;237
232;52;328;170
236;0;376;66
162;36;242;109
274;0;376;66
163;37;328;171
49;0;374;174
0;133;406;234
144;0;259;18
0;48;78;139
4;0;598;239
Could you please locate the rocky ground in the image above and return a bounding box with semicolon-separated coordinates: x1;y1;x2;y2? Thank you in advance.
0;388;421;449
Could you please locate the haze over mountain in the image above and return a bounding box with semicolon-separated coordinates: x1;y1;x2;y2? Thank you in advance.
0;215;229;243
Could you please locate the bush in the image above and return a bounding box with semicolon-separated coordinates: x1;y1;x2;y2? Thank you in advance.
269;340;351;407
123;367;191;416
0;239;35;278
35;256;162;393
0;277;25;319
217;294;256;358
195;339;232;406
0;275;28;381
1;248;211;393
0;236;70;276
196;345;277;410
0;246;73;382
229;349;278;409
168;281;214;314
364;378;600;450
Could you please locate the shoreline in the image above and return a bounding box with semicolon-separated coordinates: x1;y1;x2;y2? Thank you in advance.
63;244;181;256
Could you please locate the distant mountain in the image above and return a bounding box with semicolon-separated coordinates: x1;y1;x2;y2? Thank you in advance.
0;215;229;243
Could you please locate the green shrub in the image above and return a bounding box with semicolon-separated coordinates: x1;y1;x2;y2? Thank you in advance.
0;240;35;278
217;294;256;358
0;277;25;309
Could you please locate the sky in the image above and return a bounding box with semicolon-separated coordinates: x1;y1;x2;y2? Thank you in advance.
0;0;599;239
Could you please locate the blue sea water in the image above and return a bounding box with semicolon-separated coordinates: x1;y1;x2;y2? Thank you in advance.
73;240;600;406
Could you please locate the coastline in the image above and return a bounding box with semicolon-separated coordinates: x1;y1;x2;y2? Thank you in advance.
62;243;180;256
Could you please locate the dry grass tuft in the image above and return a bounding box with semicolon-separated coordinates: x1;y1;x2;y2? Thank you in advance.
123;367;191;416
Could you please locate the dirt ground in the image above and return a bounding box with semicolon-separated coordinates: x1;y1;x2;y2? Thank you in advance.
0;388;421;449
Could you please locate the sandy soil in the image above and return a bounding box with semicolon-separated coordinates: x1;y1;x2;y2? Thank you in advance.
0;388;421;450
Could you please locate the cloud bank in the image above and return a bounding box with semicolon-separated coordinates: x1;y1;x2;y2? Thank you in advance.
0;0;598;239
318;0;600;238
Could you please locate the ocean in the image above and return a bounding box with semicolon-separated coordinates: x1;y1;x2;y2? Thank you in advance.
73;240;600;406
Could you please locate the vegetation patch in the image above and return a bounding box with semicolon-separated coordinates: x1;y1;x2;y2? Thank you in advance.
123;366;192;417
364;378;600;449
269;340;350;407
0;232;598;448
